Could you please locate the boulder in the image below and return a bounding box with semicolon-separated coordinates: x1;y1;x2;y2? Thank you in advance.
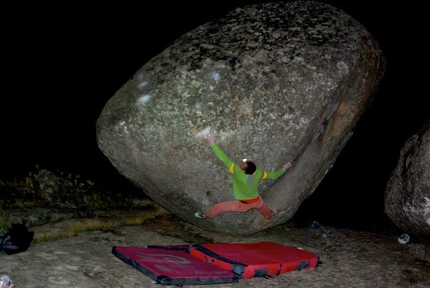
96;1;386;235
385;119;430;238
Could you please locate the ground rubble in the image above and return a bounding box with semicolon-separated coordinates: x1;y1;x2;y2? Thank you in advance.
1;211;430;288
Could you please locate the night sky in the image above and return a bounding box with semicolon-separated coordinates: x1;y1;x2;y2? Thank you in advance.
2;1;428;231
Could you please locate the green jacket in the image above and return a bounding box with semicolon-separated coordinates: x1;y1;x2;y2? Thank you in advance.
210;143;286;200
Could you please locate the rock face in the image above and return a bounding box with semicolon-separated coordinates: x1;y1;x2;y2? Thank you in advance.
96;1;386;235
385;119;430;238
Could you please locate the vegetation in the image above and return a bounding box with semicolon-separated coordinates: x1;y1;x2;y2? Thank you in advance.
32;201;169;243
0;166;168;242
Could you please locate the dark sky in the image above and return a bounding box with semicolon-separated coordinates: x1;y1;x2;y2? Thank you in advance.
2;1;428;230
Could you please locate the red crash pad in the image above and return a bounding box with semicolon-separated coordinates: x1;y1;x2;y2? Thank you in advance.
112;241;320;285
189;241;320;278
112;246;238;286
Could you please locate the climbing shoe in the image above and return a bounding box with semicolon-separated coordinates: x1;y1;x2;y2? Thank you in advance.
194;212;206;219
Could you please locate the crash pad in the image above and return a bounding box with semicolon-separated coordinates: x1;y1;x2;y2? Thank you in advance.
189;241;320;278
112;246;238;286
112;241;320;285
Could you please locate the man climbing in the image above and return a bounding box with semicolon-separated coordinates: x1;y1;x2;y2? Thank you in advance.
195;131;292;220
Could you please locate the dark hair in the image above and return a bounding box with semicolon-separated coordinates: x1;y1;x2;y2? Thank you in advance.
244;161;256;174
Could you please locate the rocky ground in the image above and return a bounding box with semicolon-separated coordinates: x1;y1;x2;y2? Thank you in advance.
1;175;429;287
1;207;430;288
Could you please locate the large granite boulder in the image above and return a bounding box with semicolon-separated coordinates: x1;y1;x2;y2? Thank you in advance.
385;119;430;238
96;1;386;235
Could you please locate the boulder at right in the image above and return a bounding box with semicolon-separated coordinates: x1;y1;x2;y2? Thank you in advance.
385;119;430;238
